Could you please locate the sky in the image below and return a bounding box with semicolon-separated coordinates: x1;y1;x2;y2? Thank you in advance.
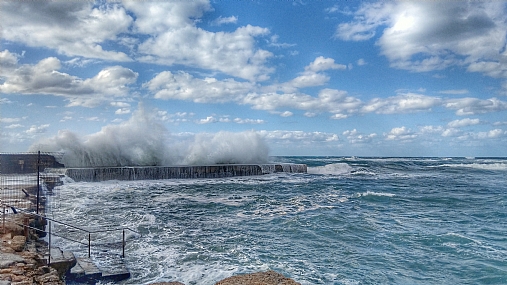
1;0;507;157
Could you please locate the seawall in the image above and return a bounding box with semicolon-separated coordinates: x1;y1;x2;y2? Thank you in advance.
58;164;307;182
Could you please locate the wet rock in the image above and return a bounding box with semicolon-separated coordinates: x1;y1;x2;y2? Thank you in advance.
0;252;25;269
10;236;26;252
150;282;185;285
215;270;301;285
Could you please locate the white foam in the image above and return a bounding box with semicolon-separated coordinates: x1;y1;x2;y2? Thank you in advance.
440;163;507;171
308;163;353;175
354;191;395;198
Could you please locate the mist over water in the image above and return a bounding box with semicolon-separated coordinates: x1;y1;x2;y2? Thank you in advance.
30;107;269;167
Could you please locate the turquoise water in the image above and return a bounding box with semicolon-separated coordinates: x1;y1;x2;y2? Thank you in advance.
49;157;507;284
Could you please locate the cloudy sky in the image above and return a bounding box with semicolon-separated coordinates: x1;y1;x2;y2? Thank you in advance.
1;0;507;157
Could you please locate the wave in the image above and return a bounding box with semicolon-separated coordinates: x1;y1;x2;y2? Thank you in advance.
307;163;376;176
439;163;507;171
307;163;353;175
353;191;396;198
29;106;269;167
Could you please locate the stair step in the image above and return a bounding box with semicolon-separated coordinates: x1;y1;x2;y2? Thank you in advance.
68;257;102;281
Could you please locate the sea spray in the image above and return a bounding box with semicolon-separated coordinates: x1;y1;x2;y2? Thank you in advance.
183;131;269;165
30;107;269;167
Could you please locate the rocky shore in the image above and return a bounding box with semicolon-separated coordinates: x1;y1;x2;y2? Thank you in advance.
1;211;300;285
0;213;64;285
150;270;301;285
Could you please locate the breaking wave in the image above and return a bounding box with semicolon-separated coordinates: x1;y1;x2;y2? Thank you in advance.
29;107;269;167
439;163;507;171
307;163;353;175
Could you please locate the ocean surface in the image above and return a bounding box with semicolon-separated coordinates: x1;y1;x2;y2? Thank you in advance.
46;157;507;285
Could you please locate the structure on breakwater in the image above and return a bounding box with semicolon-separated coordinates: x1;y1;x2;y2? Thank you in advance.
57;164;307;182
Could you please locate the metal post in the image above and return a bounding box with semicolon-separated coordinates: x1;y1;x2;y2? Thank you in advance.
88;233;91;258
2;205;4;233
48;221;51;265
122;229;125;258
36;151;40;214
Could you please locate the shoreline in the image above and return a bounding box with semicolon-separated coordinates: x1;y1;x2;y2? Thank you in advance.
1;211;64;285
0;212;301;285
0;172;302;285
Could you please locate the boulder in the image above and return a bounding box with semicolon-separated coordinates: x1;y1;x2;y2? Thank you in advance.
215;270;301;285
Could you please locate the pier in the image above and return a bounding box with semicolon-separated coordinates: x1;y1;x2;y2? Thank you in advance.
60;163;307;182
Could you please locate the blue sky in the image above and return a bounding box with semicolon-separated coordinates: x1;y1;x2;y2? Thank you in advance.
1;0;507;157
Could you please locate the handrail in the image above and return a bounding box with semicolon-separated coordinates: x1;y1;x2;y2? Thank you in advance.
2;204;140;235
1;203;140;261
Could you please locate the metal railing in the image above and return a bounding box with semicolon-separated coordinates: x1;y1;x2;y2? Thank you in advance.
1;204;140;264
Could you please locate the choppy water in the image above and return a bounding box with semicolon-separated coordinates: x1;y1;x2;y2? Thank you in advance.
47;157;507;284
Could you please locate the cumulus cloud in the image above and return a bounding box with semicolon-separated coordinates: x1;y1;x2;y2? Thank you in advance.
447;118;480;128
305;56;347;73
0;2;132;61
384;126;417;141
439;89;469;95
0;56;138;107
362;93;442;114
125;1;273;81
259;130;339;143
342;129;377;144
445;97;507;115
145;71;254;103
337;1;507;78
26;124;50;134
145;57;360;117
211;16;238;26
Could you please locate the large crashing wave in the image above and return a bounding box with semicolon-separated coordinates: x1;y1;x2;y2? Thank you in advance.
29;108;269;167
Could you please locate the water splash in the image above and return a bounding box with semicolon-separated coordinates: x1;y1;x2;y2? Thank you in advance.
30;107;269;167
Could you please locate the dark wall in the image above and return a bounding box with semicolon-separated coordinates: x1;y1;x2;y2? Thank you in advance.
0;154;65;174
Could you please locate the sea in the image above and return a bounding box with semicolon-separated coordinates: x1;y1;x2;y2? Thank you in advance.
46;157;507;285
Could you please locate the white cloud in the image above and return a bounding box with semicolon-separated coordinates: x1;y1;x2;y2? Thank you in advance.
198;116;218;124
475;129;506;139
0;2;132;61
5;124;24;129
357;58;367;66
0;117;23;123
445;97;507;115
384;126;417;141
111;102;131;108
115;108;131;115
260;130;340;143
335;2;393;41
305;56;347;73
233;118;265;124
362;93;442;114
0;57;138;107
26;124;50;134
211;16;238;26
126;1;273;81
439;89;469;95
343;129;377;144
145;71;254;103
447;118;480;128
0;50;20;72
338;1;507;78
280;111;293;117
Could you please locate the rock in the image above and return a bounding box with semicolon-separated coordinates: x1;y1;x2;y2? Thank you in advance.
150;282;185;285
10;236;26;252
215;270;301;285
0;252;25;269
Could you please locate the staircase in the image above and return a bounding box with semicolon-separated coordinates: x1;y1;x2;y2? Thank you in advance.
47;247;130;284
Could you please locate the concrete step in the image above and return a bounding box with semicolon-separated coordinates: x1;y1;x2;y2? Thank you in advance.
68;257;102;283
67;253;130;284
91;252;131;282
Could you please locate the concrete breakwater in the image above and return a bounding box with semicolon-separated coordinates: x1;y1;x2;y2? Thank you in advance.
59;164;307;182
